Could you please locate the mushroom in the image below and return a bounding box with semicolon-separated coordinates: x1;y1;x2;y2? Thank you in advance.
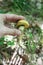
16;20;30;28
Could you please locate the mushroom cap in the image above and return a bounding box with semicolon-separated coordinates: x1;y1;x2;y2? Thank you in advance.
17;20;29;28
